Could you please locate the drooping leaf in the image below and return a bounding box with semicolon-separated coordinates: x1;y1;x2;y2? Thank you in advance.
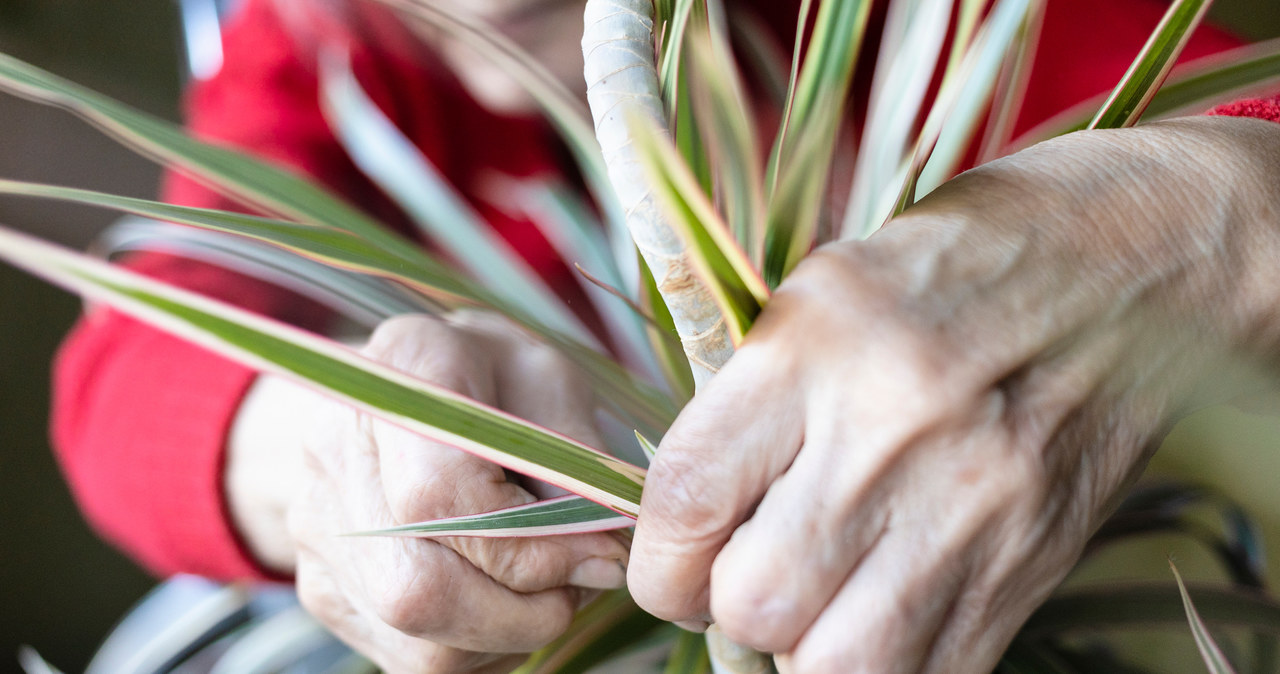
1089;0;1215;130
349;496;635;538
100;217;433;327
0;52;422;261
1171;560;1240;674
0;180;677;438
0;226;647;515
318;52;596;344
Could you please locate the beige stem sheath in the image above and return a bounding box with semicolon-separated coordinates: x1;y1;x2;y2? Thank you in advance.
582;0;733;388
583;3;772;672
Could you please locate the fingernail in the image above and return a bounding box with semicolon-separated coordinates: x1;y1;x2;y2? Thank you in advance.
675;620;709;633
570;557;627;589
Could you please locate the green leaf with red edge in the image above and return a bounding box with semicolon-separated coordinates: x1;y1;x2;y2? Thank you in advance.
1089;0;1214;130
630;114;769;345
1012;38;1280;148
1171;560;1240;674
348;496;635;538
0;225;646;516
0;52;419;260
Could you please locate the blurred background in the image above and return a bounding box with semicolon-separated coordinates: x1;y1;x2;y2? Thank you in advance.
0;1;1279;673
0;1;178;671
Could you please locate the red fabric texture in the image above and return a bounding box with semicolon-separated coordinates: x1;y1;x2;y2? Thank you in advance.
49;0;1265;581
1210;94;1280;123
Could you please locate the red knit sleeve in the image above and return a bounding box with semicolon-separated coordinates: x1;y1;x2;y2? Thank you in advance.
1208;94;1280;124
50;0;385;581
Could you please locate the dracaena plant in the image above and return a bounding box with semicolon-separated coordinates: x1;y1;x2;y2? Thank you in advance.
5;0;1280;671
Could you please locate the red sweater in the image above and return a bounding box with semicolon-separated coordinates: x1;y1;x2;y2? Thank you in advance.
50;0;1266;581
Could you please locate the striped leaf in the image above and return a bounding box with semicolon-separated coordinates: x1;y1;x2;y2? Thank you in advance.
635;431;660;462
0;226;646;515
350;495;635;538
1089;0;1214;129
0;52;421;261
764;0;872;285
1014;38;1280;147
1171;560;1240;674
318;53;596;344
630;115;769;345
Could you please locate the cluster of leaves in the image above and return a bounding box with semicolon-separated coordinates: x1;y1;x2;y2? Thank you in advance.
4;0;1280;670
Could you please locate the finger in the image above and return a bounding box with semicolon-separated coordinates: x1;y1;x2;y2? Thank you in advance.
296;547;527;674
376;418;628;591
708;387;1013;653
629;345;806;623
706;429;890;653
777;529;965;674
364;314;627;593
294;422;592;654
474;313;605;498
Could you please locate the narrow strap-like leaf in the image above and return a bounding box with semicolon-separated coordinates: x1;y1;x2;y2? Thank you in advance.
0;225;646;515
664;629;712;674
319;53;596;344
349;496;634;538
844;0;953;240
1089;0;1214;130
635;431;659;462
763;0;872;285
514;590;668;674
1023;584;1280;637
99;217;431;327
1014;38;1280;147
630;115;768;345
0;52;422;261
1171;560;1240;674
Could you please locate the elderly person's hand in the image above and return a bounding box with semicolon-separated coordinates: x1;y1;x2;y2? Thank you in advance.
628;116;1280;673
226;312;629;674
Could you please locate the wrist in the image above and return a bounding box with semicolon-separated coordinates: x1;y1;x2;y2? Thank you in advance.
226;374;316;575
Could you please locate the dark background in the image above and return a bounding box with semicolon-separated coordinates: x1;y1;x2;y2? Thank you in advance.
0;1;179;671
0;1;1278;673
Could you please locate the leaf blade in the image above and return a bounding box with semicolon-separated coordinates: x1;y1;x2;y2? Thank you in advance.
1089;0;1215;130
349;496;635;538
1171;560;1241;674
0;226;647;515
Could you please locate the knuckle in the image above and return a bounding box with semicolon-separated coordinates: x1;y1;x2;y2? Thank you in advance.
371;565;452;636
643;448;734;539
293;562;345;625
710;570;800;653
468;539;558;593
366;314;440;355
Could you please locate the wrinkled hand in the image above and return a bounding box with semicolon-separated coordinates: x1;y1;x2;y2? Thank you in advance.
628;117;1280;672
229;313;628;674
